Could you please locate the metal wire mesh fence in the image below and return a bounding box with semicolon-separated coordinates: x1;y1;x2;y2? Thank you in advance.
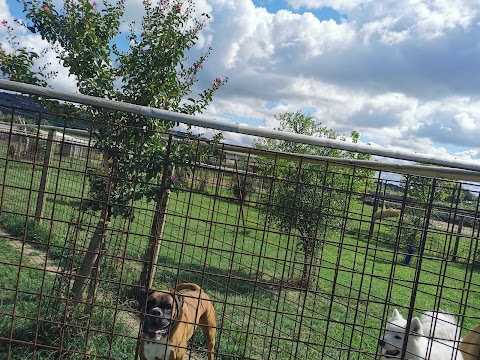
0;89;479;360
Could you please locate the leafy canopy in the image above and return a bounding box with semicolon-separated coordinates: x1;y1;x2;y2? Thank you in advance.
0;0;226;217
254;111;373;287
255;111;372;252
398;171;456;246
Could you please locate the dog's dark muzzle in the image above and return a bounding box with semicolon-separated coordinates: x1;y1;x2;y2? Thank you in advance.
144;310;172;336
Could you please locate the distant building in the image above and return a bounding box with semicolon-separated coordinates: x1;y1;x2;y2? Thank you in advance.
52;131;94;158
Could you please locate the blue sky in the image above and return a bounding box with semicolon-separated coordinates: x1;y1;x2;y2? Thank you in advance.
5;0;22;19
2;0;480;165
253;0;345;23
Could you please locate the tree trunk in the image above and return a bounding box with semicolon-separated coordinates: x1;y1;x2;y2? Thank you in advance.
139;189;171;289
301;251;312;289
300;234;318;289
71;150;111;303
71;209;111;302
85;251;102;312
300;236;313;289
139;135;174;290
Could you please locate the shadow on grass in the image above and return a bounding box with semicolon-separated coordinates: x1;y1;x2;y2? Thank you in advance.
46;196;81;207
153;255;281;297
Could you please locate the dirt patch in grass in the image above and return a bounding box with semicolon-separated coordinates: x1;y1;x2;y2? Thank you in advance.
0;227;60;273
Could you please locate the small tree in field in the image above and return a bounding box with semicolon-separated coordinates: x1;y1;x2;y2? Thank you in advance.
254;111;372;288
399;174;451;247
229;176;255;203
1;0;226;301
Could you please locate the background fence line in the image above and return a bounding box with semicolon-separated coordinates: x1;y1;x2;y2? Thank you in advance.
0;118;479;183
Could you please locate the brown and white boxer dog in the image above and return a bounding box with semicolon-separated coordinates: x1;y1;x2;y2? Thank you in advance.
139;283;216;360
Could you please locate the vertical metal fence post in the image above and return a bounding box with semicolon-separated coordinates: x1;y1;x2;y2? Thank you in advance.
35;129;54;223
451;215;464;262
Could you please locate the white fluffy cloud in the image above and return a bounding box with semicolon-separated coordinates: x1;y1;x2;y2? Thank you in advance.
198;0;480;162
204;1;355;71
414;98;480;148
0;4;76;92
2;0;480;164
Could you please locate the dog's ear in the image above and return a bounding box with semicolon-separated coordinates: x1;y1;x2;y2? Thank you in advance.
175;294;183;313
410;317;423;334
170;290;184;319
136;289;155;311
392;309;402;320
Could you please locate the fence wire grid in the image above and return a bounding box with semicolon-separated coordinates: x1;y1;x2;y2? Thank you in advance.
0;89;479;360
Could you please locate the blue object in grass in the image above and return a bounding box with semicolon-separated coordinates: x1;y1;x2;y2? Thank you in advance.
403;245;415;265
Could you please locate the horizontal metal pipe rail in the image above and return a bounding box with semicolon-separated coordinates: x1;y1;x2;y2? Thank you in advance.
218;144;480;183
1;79;479;173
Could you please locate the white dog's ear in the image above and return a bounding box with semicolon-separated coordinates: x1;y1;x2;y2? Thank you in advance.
392;309;402;319
410;317;423;334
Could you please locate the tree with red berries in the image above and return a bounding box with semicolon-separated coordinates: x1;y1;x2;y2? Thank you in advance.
1;0;226;301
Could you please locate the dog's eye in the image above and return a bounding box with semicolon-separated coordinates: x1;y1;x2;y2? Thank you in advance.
395;335;402;339
159;301;172;309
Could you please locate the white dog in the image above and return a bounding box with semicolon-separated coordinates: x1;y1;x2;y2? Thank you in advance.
379;308;464;359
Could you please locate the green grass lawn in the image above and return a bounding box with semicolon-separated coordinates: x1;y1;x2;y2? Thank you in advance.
0;236;137;359
0;156;479;359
